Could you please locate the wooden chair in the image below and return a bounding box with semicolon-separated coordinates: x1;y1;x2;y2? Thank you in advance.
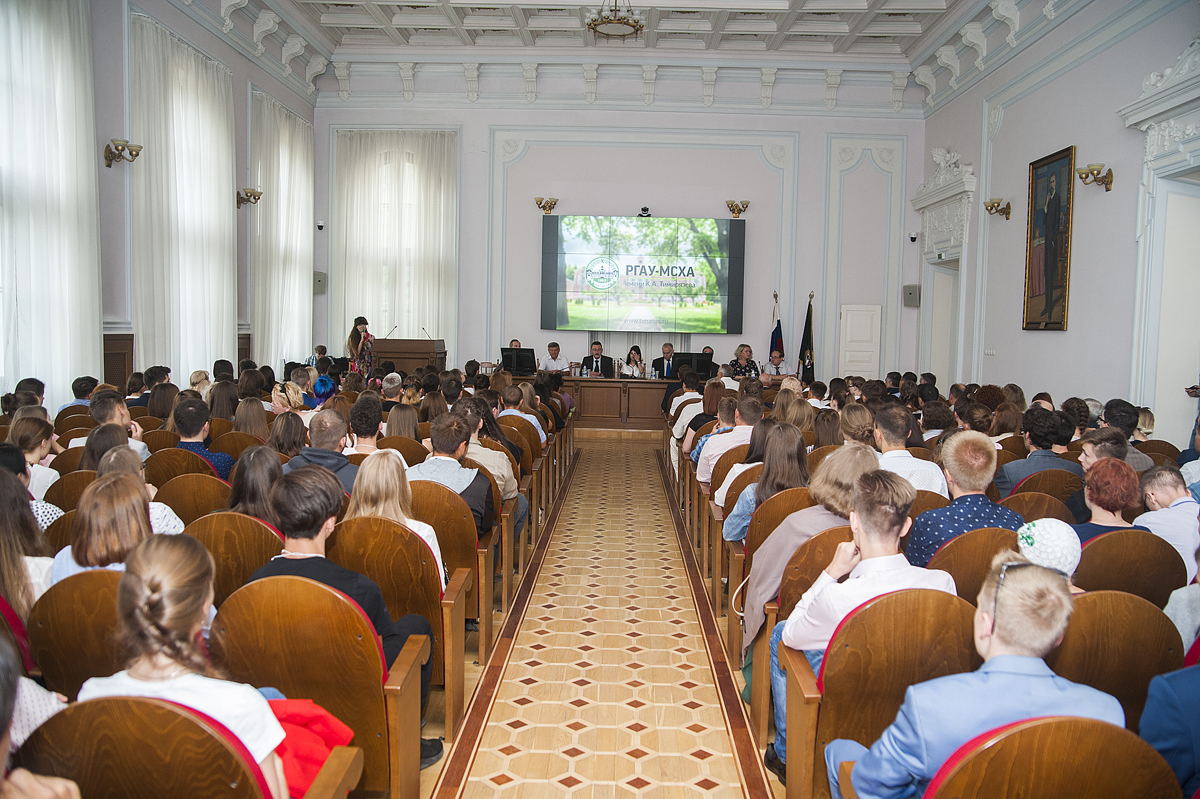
783;589;980;799
327;515;472;742
1058;450;1085;465
15;697;365;799
500;418;541;546
208;418;233;439
1011;469;1083;504
341;391;360;404
803;430;816;448
993;449;1020;471
1147;452;1179;468
42;470;96;513
210;431;264;461
211;577;430;799
462;456;516;613
909;489;950;521
907;446;934;461
998;434;1028;458
378;435;430;466
155;473;231;526
142;429;181;454
926;527;1020;605
410;480;496;665
1068;438;1086;451
27;571;123;701
913;717;1182;799
704;445;750;602
347;452;370;466
53;414;95;436
806;444;841;473
750;525;853;746
144;448;217;488
52;405;90;425
1136;439;1183;461
1000;491;1074;523
1044;590;1184;732
44;510;74;553
57;428;90;449
1074;528;1188;609
418;421;431;440
707;464;762;612
182;513;283;607
47;448;84;476
136;416;163;432
126;406;148;419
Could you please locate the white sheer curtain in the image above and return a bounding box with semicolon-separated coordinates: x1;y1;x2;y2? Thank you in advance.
129;14;236;377
0;0;102;410
251;91;313;374
333;130;457;363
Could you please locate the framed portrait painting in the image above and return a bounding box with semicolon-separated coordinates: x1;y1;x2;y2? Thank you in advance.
1023;146;1075;330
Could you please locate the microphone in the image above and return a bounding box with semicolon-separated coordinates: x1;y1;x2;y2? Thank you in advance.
384;324;398;338
421;327;432;340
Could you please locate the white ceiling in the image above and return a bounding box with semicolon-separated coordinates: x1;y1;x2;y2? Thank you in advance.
290;0;968;57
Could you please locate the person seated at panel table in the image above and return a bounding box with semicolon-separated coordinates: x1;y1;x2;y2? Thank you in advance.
619;346;646;379
824;551;1125;799
763;470;957;784
729;344;760;380
763;350;787;376
539;341;569;374
580;341;614;379
651;343;675;380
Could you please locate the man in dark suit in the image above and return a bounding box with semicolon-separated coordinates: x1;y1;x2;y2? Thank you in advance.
1141;664;1200;797
126;365;170;407
1042;172;1061;317
994;406;1084;498
651;343;675;380
582;341;614;378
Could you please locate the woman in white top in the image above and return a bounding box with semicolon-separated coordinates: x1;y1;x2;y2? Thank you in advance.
95;448;185;535
49;473;154;587
77;534;288;799
0;469;55;614
714;419;774;506
620;346;646;379
7;418;57;501
346;450;447;588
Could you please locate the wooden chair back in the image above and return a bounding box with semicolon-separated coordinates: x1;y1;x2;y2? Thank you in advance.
1011;469;1083;504
209;432;263;461
53;414;96;436
52;405;90;425
378;435;430;466
136;416;163;432
1044;590;1184;732
340;391;360;404
814;590;981;797
182;513;283;607
410;480;483;624
498;421;536;475
710;445;751;494
1135;439;1183;461
418;421;431;440
155;473;231;526
923;716;1182;799
694;419;718;439
14;697;280;799
1146;452;1179;468
803;430;816;448
479;436;520;478
328;515;447;683
1068;438;1086;451
926;527;1020;605
744;487;816;571
909;489;950;521
907;446;934;461
462;458;504;530
48;448;83;476
347;452;369;466
998;434;1029;457
670;397;701;427
208;418;233;439
776;526;853;619
142;429;181;454
999;491;1074;523
1073;529;1188;609
1057;450;1084;465
722;465;763;517
57;429;90;449
807;444;841;473
993;449;1020;474
44;510;74;553
126;406;148;419
27;571;123;701
144;448;216;488
42;470;96;513
501;416;541;458
211;576;390;794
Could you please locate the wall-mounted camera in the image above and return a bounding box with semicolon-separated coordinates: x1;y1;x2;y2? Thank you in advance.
317;220;325;230
908;232;917;242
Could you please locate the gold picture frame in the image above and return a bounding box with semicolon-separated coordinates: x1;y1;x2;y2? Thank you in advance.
1022;145;1074;330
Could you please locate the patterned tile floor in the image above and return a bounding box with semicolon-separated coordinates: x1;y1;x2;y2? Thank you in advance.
436;440;768;798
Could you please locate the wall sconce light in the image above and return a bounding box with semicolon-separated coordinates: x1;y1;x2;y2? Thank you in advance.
534;197;559;214
1077;163;1114;192
236;188;263;208
726;200;750;218
983;198;1011;219
103;139;142;168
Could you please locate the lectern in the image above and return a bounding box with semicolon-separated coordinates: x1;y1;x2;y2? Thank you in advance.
372;338;446;374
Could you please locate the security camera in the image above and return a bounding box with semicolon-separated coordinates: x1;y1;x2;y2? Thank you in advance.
316;220;325;231
908;232;917;242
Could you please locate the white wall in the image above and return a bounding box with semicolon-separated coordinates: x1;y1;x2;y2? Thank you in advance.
925;0;1198;401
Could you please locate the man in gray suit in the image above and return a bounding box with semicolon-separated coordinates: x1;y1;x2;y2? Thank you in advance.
994;406;1084;498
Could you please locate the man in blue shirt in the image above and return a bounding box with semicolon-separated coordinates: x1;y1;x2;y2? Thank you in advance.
57;375;98;414
905;431;1023;568
173;397;235;481
498;385;545;446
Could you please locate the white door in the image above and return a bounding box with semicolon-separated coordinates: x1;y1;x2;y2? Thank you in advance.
920;260;959;387
839;304;881;379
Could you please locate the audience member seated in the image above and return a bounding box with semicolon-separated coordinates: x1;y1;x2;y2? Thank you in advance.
1136;465;1200;583
266;412;307;459
49;473;153;587
455;397;528;543
681;381;723;457
532;381;564;430
232;399;270;440
146;382;181;427
172;398;235;481
346;450;446;588
722;423;809;542
7;418;58;501
906;431;1023;568
1;391;41;421
691;397;738;467
380;373;403;414
697;397;763;484
994;406;1084;498
282;409;358;493
1141;664;1200;797
63;377;103;415
0;636;79;797
0;444;63;531
1073;457;1149;544
919;401;954;443
406;415;494;539
764;471;958;782
287;367;319;410
473;391;525;472
247;466;442;769
78;424;128;471
741;443;880;661
812;410;841;450
669;372;702;417
125;366;168;408
1102;398;1155;472
385;403;422;443
346;395;383;455
227;446;282;527
825;551;1124;799
838;404;875;448
79;534;289;798
97;448;185;535
87;390;149;461
659;366;690;413
874;406;948;498
714;419;773;507
0;470;54;612
498;386;545;447
987;402;1021;446
1018;518;1084;594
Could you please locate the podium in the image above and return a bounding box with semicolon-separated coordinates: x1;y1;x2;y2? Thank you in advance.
373;338;446;374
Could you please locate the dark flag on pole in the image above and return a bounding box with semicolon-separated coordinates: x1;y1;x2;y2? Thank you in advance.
769;292;784;361
799;293;815;384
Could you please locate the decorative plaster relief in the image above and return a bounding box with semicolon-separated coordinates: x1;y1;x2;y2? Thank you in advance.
760;68;777;109
892;71;910;112
281;34;307;76
914;65;936;105
464;63;480;102
334;61;350;101
642;65;657;105
1043;0;1057;21
252;11;281;57
305;56;328;95
221;0;248;33
911;147;976;261
399;62;415;101
522;63;538;103
701;66;717;107
1141;34;1200;97
583;64;598;104
502;138;523;160
825;69;842;110
960;23;986;70
990;0;1019;48
935;45;960;89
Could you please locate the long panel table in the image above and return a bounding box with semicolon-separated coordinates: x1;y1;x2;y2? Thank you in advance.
517;376;672;428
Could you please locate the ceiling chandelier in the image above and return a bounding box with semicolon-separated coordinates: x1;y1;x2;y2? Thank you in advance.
586;0;644;41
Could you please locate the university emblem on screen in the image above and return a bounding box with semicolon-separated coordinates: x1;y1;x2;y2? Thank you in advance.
583;257;620;291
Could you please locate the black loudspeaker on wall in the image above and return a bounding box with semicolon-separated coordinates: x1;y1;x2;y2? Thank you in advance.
903;285;921;307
